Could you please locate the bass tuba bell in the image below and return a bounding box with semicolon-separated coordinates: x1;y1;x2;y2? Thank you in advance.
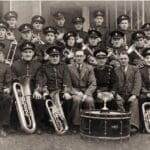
13;65;36;133
45;90;69;134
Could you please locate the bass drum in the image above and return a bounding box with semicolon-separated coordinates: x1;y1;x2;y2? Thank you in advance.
80;110;131;140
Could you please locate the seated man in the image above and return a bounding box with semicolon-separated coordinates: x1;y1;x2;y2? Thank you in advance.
139;48;150;132
0;43;12;137
93;47;124;111
115;51;142;134
68;49;96;132
33;45;72;133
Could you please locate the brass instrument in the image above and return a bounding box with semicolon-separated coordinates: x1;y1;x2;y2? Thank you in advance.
142;101;150;133
45;90;69;134
63;49;74;59
13;64;36;133
5;40;17;66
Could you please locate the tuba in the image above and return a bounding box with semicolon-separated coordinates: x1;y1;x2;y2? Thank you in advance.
45;90;69;135
5;40;17;66
142;97;150;133
13;64;36;133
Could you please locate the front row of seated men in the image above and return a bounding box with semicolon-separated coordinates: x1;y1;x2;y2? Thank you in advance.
0;41;149;136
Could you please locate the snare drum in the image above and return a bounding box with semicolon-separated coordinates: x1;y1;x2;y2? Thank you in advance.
80;110;131;140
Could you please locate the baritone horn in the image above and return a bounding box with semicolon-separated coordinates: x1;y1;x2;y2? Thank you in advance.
13;65;36;133
45;90;69;134
142;100;150;133
5;40;17;66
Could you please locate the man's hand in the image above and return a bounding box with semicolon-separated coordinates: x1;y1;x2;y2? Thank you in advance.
128;95;136;103
82;94;87;102
3;88;10;94
147;93;150;98
33;90;42;100
63;92;72;100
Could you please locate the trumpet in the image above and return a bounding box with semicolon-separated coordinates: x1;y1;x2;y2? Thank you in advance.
45;90;69;134
13;64;36;133
5;40;17;66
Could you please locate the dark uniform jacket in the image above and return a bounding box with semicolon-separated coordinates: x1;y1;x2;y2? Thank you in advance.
115;65;142;97
94;65;118;92
35;62;72;92
68;63;96;96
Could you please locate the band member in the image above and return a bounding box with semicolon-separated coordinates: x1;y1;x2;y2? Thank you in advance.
92;10;108;46
4;11;21;41
0;44;12;137
11;41;41;132
93;48;124;111
107;30;126;67
33;45;72;133
72;16;88;46
141;23;150;48
31;15;45;44
63;31;77;64
139;48;150;132
68;49;96;132
53;11;67;42
115;51;141;134
117;14;133;47
84;28;102;66
0;21;12;57
129;31;146;67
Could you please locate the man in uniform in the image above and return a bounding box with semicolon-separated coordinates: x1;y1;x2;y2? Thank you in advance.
141;23;150;48
4;11;21;41
139;48;150;132
129;31;146;67
11;41;41;133
115;51;141;134
0;43;12;136
33;45;72;133
92;10;109;46
68;49;96;132
72;16;88;47
53;11;67;42
31;15;45;44
94;48;124;111
107;30;126;68
117;14;133;47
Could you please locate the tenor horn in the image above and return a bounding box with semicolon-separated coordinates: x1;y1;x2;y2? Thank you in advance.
13;65;36;133
45;90;69;134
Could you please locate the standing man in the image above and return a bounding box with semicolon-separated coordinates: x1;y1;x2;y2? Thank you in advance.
4;11;21;41
68;49;96;132
53;11;67;42
115;51;141;134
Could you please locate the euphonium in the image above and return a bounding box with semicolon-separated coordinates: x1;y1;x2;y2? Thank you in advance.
5;40;17;66
13;65;36;133
142;101;150;133
45;90;69;135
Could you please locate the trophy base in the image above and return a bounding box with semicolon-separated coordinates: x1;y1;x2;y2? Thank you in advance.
100;108;110;113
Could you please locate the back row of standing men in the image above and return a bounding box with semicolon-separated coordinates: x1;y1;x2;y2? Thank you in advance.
0;9;149;136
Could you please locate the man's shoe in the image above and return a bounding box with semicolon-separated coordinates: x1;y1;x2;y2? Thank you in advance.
36;129;42;135
130;126;138;135
0;129;7;137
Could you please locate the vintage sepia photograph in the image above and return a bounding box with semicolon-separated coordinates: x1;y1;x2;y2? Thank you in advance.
0;0;150;149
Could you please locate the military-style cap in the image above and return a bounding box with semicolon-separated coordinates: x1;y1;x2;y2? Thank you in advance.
4;11;18;20
142;48;150;57
93;10;104;17
132;31;145;41
31;15;45;24
46;45;61;56
0;21;9;29
141;23;150;31
18;23;33;33
72;16;85;24
117;14;130;24
110;30;124;39
88;28;101;38
53;11;65;20
63;31;76;41
43;26;57;35
20;41;35;52
94;47;108;58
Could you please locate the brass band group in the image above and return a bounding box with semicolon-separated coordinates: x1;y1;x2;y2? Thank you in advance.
0;8;150;138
